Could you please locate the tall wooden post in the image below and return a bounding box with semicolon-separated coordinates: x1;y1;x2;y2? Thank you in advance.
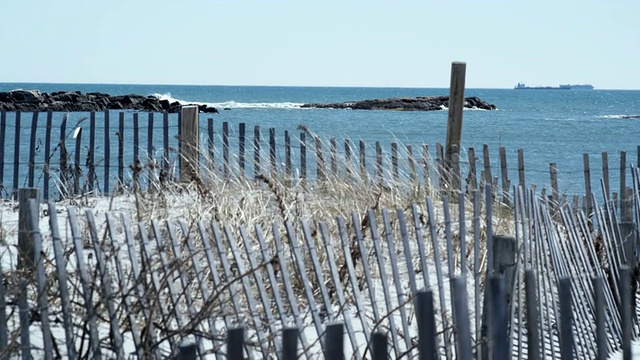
445;61;466;192
17;188;40;272
179;105;199;183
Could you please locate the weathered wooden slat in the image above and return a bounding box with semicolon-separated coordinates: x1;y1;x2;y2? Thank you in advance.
105;214;146;358
163;112;170;171
558;277;574;360
104;110;110;195
335;216;372;344
147;113;154;188
151;221;189;329
317;221;361;357
48;202;77;358
420;144;431;191
324;323;344;360
620;150;627;219
300;221;334;321
488;275;508;360
255;224;311;355
472;190;482;350
397;209;418;295
207;117;214;171
316;136;325;180
381;209;412;353
133;112;140;164
435;143;444;189
270;127;276;177
0;111;6;196
359;140;366;177
73;127;82;195
239;122;245;177
330;138;337;177
198;221;232;354
284;221;325;349
223;122;230;177
391;142;398;181
452;276;473;360
482;144;492;192
223;224;270;358
281;327;298;360
118;112;125;187
43;111;53;200
18;278;29;360
210;222;253;359
237;225;280;357
415;290;438;360
592;276;607;360
350;212;382;326
88;111;96;192
583;153;593;217
550;163;559;205
131;217;172;353
458;192;467;276
376;142;383;182
227;327;245;360
425;197;453;360
524;269;540;360
254;126;261;179
517;148;525;190
602;152;610;198
300;133;306;181
85;211;125;359
29;199;53;359
499;146;510;206
27;111;38;187
411;204;431;291
367;209;401;356
285;130;291;181
0;255;5;359
13;111;21;197
165;222;205;358
67;208;103;359
371;332;388;360
407;145;417;182
344;139;352;177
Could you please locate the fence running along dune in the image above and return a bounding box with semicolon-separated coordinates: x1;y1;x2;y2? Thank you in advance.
0;108;639;217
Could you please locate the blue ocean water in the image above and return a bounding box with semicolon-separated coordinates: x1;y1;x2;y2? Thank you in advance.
1;82;639;199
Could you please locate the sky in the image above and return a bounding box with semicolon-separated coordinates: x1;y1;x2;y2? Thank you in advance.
0;0;638;89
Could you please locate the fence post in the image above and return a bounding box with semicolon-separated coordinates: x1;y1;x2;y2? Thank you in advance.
445;61;466;192
17;188;39;271
324;323;345;360
179;105;199;183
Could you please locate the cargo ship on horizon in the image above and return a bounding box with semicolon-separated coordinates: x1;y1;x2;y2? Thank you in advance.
514;83;594;90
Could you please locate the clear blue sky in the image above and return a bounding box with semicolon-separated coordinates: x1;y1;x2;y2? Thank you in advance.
1;1;638;89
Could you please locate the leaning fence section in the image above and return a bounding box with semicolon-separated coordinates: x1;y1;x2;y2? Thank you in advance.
0;167;639;358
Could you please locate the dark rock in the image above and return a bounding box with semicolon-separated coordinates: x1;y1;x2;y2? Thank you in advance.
223;107;232;111
0;90;218;113
302;95;497;111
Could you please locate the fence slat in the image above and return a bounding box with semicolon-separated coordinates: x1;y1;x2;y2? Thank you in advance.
18;279;29;360
359;140;366;177
525;269;540;360
558;277;574;360
163;111;170;171
104;110;110;195
118;112;125;187
300;133;306;181
270;127;276;176
467;147;477;192
325;323;345;360
73;127;82;195
281;327;299;360
517;148;525;190
239;122;245;177
227;327;245;360
344;139;352;177
0;111;6;196
452;276;473;360
488;275;507;360
285;130;292;181
29;199;53;360
67;208;103;359
106;214;147;358
208;117;214;172
407;145;417;183
330;138;337;177
88;111;96;192
391;142;399;181
255;222;310;355
223;224;270;358
316;136;325;180
317;221;361;358
223;121;229;177
584;153;593;217
147;113;154;187
351;212;382;327
85;211;125;359
27;111;38;187
0;253;6;359
237;225;280;356
620;150;627;219
254;126;261;178
415;290;438;360
13;111;21;197
499;146;510;206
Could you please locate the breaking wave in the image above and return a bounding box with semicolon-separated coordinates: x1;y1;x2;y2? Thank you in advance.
598;114;640;119
150;93;304;109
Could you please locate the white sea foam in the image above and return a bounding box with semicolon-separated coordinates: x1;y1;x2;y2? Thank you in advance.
151;93;304;110
598;114;639;119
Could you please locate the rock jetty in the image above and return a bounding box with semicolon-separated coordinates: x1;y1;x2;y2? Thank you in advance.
301;96;496;111
0;89;219;113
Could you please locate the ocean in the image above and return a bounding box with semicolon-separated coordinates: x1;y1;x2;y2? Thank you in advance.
1;82;639;199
